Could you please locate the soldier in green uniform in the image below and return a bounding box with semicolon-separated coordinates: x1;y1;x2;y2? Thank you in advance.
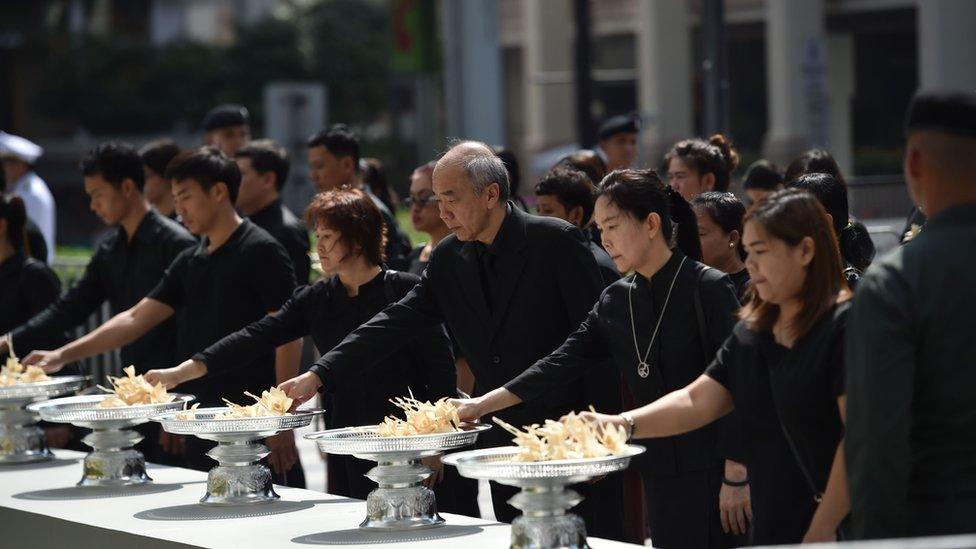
846;90;976;539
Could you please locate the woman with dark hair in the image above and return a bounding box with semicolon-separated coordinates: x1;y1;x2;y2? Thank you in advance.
693;192;750;300
665;134;740;202
360;157;399;213
145;189;458;501
787;172;871;286
0;195;63;351
743;159;784;205
784;149;875;272
571;189;853;544
454;169;742;548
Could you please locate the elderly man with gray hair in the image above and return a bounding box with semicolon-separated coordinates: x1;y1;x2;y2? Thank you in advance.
280;140;624;539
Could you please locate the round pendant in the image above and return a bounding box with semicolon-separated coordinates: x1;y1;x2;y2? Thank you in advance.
637;361;650;378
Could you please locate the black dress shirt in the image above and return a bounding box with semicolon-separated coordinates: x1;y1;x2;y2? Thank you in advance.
247;199;311;285
505;251;741;475
0;252;62;353
148;219;296;404
195;270;456;427
707;303;847;545
11;210;195;371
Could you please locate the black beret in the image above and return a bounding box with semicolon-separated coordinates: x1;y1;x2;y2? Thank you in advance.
904;90;976;139
597;113;640;141
201;104;250;131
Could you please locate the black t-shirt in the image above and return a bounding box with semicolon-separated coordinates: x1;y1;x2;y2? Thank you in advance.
11;210;195;371
247;199;311;285
729;268;751;302
706;302;848;545
0;252;62;352
194;270;456;427
149;219;296;404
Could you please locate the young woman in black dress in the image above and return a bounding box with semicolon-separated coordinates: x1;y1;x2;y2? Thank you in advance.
693;191;750;301
146;189;459;502
455;169;742;548
575;189;852;544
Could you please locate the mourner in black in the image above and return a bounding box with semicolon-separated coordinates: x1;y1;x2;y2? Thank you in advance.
458;170;741;548
784;149;875;274
742;159;784;205
0;195;63;353
140;139;181;221
693;192;750;301
235;140;311;284
405;161;451;277
23;147;301;481
787;173;867;287
280;141;624;540
534;167;620;286
202;103;250;157
306;124;411;268
597;113;640;171
548;190;852;545
665;133;740;202
6;143;194;371
146;189;459;503
846;90;976;539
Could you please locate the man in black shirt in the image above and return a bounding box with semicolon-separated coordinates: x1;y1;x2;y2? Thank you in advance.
139;139;181;221
2;142;195;462
534;167;620;286
306;124;412;268
235;140;311;284
281;141;624;538
23;147;303;482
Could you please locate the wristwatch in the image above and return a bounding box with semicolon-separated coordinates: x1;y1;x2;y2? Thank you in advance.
619;412;636;441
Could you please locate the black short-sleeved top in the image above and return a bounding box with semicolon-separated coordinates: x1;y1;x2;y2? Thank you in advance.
11;210;195;371
0;252;63;352
706;302;848;545
247;199;311;285
149;219;296;404
194;270;457;427
729;268;751;302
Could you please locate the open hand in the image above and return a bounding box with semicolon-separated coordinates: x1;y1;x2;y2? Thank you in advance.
23;349;66;373
278;372;322;408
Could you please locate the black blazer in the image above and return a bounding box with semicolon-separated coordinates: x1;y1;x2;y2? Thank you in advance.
310;204;610;445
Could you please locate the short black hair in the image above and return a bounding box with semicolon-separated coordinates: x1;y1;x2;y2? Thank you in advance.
742;159;783;191
139;139;181;177
165;146;241;204
307;124;360;172
786;172;848;235
692;191;747;259
784;149;846;186
535;168;597;225
235;139;290;191
80;142;146;192
494;147;522;195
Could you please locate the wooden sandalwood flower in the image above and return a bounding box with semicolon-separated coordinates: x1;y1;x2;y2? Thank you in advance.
493;409;629;462
97;365;175;407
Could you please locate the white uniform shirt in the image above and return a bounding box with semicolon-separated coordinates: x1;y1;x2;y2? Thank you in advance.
8;171;56;263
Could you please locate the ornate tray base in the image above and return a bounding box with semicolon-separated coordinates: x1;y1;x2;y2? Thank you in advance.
360;457;443;530
201;439;278;505
509;485;588;549
0;403;50;464
78;428;150;486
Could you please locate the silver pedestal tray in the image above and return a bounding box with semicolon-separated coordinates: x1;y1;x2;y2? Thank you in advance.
30;393;193;486
0;376;90;464
305;422;491;531
444;445;645;549
153;408;324;505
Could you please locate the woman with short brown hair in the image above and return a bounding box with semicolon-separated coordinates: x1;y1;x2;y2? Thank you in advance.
146;188;458;501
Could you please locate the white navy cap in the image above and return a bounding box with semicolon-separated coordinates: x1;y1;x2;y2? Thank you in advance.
0;131;43;164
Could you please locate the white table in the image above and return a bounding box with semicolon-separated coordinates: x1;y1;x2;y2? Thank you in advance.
0;450;639;549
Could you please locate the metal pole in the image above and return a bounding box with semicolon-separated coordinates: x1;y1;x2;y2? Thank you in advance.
573;0;596;148
701;0;728;135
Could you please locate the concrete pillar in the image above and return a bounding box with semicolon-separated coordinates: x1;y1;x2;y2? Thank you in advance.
521;0;576;153
918;0;976;89
826;34;854;177
440;0;506;145
636;0;694;168
761;0;826;167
